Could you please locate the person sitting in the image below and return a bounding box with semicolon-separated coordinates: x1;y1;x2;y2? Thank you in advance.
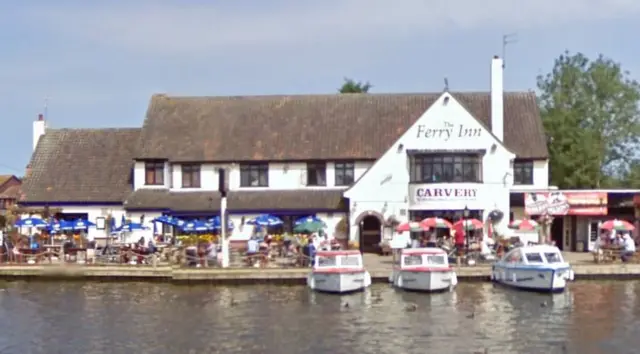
621;233;636;263
246;237;259;266
592;235;606;262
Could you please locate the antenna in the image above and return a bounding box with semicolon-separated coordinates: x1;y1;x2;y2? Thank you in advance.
444;77;449;91
502;33;518;68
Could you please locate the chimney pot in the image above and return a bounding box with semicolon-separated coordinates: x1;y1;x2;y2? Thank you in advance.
38;114;44;121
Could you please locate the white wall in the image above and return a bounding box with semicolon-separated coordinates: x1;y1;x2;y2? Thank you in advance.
133;161;373;191
345;92;515;241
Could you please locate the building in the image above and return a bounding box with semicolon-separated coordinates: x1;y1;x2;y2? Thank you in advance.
20;56;554;250
0;174;21;215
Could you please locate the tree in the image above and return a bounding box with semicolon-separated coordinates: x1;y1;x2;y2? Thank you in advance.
338;78;372;93
537;51;640;188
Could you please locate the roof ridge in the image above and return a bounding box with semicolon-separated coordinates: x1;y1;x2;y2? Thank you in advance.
152;91;535;100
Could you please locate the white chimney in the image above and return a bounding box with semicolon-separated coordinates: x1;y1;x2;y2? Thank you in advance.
490;56;504;142
33;113;46;151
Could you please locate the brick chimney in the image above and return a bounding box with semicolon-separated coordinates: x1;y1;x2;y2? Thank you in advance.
33;113;46;151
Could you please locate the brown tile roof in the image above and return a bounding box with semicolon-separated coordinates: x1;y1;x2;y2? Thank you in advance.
125;189;346;212
0;175;12;186
0;185;21;199
137;92;547;161
21;128;141;203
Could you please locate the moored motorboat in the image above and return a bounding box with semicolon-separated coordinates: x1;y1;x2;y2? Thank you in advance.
307;250;371;294
491;244;574;293
389;247;458;292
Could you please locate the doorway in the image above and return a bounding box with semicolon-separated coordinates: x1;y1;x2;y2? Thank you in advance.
360;215;382;253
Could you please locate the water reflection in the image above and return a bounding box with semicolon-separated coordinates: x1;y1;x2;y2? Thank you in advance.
0;281;638;353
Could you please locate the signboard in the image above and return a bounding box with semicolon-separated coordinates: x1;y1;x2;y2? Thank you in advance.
410;185;478;203
525;191;607;216
416;121;481;141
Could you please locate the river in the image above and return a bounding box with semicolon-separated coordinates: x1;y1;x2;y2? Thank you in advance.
0;281;638;353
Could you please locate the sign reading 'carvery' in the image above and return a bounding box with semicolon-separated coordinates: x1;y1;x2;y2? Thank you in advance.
415;187;477;200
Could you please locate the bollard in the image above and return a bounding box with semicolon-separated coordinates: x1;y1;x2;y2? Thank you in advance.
152;254;157;268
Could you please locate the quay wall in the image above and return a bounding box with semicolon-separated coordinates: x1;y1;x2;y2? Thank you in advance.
0;264;640;285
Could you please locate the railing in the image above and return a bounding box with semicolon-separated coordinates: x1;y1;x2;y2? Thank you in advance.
0;244;317;269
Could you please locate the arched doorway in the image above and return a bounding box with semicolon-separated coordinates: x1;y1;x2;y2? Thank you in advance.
355;212;383;253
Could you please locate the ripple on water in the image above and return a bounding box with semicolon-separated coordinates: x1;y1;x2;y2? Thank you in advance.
0;281;639;353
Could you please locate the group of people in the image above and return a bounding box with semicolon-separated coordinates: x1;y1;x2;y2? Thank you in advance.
593;230;636;262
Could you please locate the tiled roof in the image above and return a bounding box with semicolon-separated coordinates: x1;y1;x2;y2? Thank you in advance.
137;92;547;161
124;189;346;212
21;128;140;203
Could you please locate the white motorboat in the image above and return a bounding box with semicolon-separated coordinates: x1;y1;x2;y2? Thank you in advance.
492;244;575;293
389;247;458;292
307;250;371;293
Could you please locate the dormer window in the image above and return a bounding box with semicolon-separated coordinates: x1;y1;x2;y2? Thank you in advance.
145;162;164;186
181;164;201;188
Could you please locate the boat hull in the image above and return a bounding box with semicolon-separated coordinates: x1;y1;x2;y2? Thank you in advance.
307;271;371;294
390;269;458;292
491;264;574;293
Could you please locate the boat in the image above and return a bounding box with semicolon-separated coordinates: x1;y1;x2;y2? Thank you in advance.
491;244;575;293
389;247;458;292
306;250;372;293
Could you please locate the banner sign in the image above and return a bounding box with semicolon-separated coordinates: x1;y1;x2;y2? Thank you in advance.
525;191;607;216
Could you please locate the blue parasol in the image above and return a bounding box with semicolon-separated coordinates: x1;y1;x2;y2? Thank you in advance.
180;220;213;232
47;219;73;232
294;215;324;226
208;216;235;230
246;214;283;227
15;217;47;228
70;219;96;231
112;223;149;233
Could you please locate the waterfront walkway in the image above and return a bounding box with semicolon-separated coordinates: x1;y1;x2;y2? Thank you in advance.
0;251;637;284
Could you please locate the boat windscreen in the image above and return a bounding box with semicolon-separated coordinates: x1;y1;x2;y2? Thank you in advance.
524;252;544;263
402;255;423;266
427;255;447;265
339;255;361;267
317;256;337;267
544;252;562;263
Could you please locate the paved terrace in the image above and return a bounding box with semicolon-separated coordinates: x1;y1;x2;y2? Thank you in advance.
0;252;636;284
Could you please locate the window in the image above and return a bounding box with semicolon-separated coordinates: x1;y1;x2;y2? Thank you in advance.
525;252;544;263
402;255;423;266
410;154;482;183
335;162;355;186
339;255;361;267
144;162;164;185
307;162;327;186
240;163;269;187
181;164;201;188
513;160;533;185
427;255;447;265
544;252;562;263
318;256;337;267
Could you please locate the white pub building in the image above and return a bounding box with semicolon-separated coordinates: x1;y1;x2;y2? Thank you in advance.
20;56;556;252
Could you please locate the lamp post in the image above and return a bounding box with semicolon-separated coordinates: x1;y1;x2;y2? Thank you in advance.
463;205;470;256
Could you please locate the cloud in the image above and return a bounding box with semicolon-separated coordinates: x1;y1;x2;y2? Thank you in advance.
21;0;640;56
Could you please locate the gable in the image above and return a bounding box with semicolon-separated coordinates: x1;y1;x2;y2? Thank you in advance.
344;92;515;199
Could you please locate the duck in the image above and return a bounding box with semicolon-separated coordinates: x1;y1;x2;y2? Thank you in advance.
404;303;418;312
466;311;475;319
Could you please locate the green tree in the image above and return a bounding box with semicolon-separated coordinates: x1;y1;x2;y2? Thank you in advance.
338;78;372;93
537;51;640;188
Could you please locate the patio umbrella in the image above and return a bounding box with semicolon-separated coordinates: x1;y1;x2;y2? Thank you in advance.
419;217;453;229
48;219;72;233
209;216;235;230
112;223;149;233
152;215;182;226
180;220;212;232
15;217;47;228
294;215;323;226
247;214;283;227
509;218;539;231
453;219;484;231
600;219;635;231
294;220;326;233
70;219;96;231
395;221;426;232
120;215;126;228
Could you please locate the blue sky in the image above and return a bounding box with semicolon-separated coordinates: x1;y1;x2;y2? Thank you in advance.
2;0;640;175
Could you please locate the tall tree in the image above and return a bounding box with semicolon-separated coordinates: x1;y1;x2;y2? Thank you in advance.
537;51;640;188
338;78;372;93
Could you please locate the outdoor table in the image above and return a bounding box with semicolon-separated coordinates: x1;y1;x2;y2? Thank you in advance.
601;245;624;262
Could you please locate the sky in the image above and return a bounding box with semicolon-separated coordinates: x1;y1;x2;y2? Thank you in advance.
2;0;640;175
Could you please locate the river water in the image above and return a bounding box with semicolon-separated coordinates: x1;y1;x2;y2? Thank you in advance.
0;281;639;354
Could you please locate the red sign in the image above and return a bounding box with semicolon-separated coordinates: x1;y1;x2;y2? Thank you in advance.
525;191;607;216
